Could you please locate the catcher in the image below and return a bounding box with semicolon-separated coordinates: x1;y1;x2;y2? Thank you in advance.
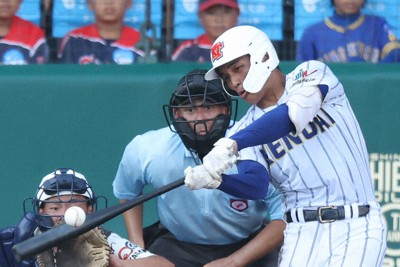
0;168;174;267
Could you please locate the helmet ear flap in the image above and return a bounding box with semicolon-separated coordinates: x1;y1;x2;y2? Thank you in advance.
243;32;279;94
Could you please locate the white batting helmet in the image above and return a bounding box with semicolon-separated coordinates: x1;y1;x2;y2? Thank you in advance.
205;25;279;94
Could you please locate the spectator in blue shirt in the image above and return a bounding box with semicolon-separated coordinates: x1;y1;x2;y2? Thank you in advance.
297;0;400;63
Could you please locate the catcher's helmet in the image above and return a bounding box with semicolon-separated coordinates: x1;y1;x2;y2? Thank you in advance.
25;168;98;230
205;25;279;95
163;69;237;159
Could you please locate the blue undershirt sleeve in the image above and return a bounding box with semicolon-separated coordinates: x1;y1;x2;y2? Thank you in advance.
218;160;269;200
231;104;295;150
318;84;328;99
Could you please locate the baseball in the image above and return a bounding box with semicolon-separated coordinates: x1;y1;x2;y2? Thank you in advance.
64;206;86;227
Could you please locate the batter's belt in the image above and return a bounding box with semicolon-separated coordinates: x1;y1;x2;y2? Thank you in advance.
285;204;370;223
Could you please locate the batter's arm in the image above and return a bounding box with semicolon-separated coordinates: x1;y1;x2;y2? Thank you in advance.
231;83;328;150
120;200;145;248
203;220;285;267
231;104;295;150
218;160;269;200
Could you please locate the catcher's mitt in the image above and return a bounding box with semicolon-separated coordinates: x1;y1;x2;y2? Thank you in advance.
36;218;111;267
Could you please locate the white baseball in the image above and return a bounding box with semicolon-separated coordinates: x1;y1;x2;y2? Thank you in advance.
64;206;86;227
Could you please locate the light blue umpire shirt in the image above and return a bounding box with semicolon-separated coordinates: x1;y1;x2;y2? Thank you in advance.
113;126;283;245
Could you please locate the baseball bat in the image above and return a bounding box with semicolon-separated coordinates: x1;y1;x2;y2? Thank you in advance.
12;177;185;262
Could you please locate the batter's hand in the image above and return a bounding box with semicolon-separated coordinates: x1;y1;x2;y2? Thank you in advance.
203;138;239;179
184;165;222;190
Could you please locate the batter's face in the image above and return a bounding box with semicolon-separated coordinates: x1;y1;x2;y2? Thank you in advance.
333;0;364;15
88;0;132;23
217;55;265;105
199;5;239;43
0;0;22;21
174;99;228;135
39;195;93;224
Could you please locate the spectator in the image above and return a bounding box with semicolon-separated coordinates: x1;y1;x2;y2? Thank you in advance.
172;0;239;63
297;0;400;63
0;168;174;267
0;0;48;64
57;0;144;64
113;69;285;267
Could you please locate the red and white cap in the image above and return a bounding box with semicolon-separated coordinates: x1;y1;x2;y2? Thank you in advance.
198;0;239;12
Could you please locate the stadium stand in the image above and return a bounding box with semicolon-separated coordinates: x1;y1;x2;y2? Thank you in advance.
13;0;400;63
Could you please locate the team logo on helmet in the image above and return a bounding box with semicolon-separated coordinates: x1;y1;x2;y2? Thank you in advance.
211;42;224;62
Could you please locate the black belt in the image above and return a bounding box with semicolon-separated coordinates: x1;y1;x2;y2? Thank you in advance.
285;205;370;223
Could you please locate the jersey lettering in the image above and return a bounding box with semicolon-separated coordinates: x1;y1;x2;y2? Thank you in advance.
282;133;302;150
320;43;381;63
262;109;336;164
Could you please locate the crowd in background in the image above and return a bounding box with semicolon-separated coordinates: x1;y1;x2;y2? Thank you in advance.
1;0;400;64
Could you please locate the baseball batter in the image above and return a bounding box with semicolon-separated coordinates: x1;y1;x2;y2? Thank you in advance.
189;25;387;266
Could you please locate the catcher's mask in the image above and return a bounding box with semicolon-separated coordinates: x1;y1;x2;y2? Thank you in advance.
205;25;279;96
163;69;237;159
24;168;104;231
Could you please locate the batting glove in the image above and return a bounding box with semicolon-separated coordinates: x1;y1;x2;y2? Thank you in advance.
184;165;222;190
203;137;239;179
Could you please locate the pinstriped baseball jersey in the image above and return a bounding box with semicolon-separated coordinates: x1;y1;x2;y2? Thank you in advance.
230;60;376;212
229;60;386;266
